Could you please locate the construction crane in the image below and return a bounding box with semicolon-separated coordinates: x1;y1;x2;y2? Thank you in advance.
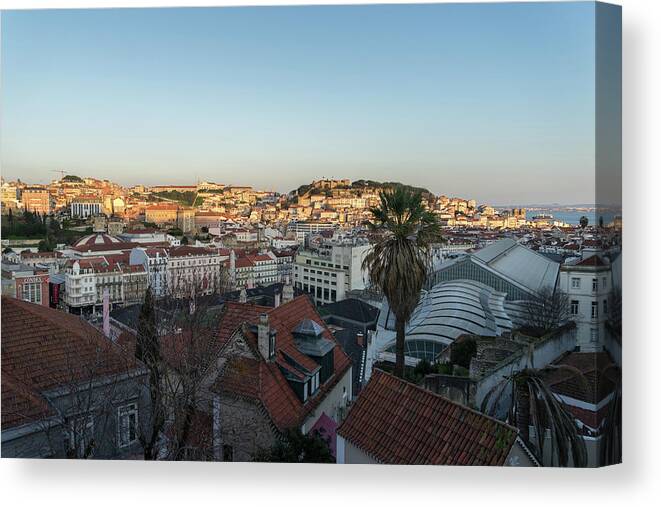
51;169;68;180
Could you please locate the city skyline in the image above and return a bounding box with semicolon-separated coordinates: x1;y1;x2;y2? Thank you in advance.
2;3;598;205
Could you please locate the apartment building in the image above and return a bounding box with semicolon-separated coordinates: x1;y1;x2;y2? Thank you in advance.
70;196;103;218
21;186;51;214
62;256;148;314
1;263;50;307
293;241;371;305
145;203;179;225
166;245;228;296
1;182;19;209
558;251;615;352
129;247;169;297
176;207;195;234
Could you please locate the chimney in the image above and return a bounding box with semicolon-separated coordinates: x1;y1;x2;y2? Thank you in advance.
274;292;281;308
282;277;294;303
356;332;364;348
102;288;110;338
257;313;272;360
229;249;237;287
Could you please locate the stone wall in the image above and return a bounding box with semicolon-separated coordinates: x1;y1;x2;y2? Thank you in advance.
216;394;277;462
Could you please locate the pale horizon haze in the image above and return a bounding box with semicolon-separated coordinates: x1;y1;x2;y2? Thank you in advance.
1;3;602;206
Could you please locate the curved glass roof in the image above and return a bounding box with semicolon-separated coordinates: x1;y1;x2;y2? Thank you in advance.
378;279;514;350
386;339;446;362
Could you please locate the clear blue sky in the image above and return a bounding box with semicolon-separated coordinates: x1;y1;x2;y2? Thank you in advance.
1;3;598;205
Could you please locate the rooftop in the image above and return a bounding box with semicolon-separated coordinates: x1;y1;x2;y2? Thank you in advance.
1;297;138;429
337;369;518;465
212;296;352;431
472;238;560;294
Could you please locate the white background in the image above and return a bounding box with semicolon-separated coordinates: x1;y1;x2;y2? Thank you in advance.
0;0;658;505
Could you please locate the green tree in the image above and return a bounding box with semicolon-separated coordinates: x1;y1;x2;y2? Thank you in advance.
362;187;442;378
450;338;477;369
579;216;589;229
135;288;166;460
253;429;334;463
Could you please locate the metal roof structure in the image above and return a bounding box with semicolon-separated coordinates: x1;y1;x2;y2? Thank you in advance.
374;280;514;362
431;238;560;299
471;238;560;294
293;318;326;337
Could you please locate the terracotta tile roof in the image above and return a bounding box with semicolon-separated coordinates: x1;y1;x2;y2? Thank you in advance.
217;302;271;349
565;403;611;430
214;296;352;431
337;370;518;465
168;246;215;257
1;297;139;429
544;351;617;405
1;372;55;428
248;254;274;263
575;254;607;267
234;257;254;268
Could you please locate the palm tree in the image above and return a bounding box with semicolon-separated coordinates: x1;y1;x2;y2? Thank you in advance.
600;365;622;466
579;215;589;229
481;364;588;467
362;187;442;378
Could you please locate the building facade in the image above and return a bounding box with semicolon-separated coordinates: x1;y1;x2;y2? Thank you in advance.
21;187;51;214
1;297;149;459
293;242;370;305
70;197;103;218
558;252;614;352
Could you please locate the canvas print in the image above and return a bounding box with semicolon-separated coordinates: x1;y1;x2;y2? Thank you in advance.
0;2;621;467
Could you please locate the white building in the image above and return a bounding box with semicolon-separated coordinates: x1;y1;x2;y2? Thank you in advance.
130;247;169;297
166;245;228;296
558;251;614;352
293;241;370;305
70;198;103;218
62;256;147;313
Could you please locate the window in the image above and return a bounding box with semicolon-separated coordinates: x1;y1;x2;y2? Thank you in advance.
571;277;581;289
570;300;579;315
602;277;607;289
222;445;233;462
590;328;599;343
592;278;598;292
118;403;138;448
22;282;42;304
66;415;95;458
591;301;599;319
603;299;609;314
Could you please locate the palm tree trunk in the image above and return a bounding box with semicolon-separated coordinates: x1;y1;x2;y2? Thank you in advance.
394;318;406;378
516;382;531;443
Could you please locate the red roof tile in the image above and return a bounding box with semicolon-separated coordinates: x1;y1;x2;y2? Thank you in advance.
545;351;617;404
575;255;607;267
214;296;352;431
1;297;139;429
337;370;518;465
